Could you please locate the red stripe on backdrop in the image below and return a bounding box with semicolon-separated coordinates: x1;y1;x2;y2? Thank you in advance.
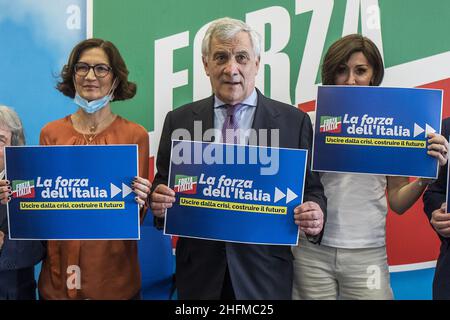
149;156;155;181
419;78;450;119
298;78;450;266
298;100;316;113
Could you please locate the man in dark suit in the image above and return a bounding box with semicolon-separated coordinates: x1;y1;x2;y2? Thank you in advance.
0;105;45;299
150;17;326;299
423;117;450;299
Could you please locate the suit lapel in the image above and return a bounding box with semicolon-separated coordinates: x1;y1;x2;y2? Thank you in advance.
251;89;280;146
191;95;215;142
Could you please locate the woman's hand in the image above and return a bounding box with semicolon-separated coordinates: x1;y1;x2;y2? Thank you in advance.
132;176;152;208
427;133;448;166
0;180;11;205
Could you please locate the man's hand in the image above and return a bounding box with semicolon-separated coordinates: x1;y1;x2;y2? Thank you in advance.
431;203;450;238
150;184;176;218
294;201;324;236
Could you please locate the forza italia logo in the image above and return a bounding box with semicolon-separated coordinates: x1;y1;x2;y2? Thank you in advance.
320;116;342;133
12;180;35;198
174;175;197;194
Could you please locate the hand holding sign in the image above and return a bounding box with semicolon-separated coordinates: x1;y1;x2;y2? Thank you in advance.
151;184;176;218
427;133;449;166
431;203;450;238
294;201;324;236
132;176;152;208
0;180;10;205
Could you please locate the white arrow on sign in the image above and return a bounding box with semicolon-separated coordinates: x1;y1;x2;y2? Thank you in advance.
110;183;121;198
274;187;286;203
286;188;298;204
111;183;133;198
426;123;436;136
274;187;298;204
413;123;424;138
122;183;133;198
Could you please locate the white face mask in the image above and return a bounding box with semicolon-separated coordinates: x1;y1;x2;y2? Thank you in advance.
74;78;117;114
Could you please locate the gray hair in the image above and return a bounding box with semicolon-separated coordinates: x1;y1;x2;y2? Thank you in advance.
202;17;261;58
0;105;25;146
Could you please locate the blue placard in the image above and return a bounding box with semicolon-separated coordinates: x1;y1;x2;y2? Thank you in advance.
5;145;140;240
312;86;442;178
164;140;307;245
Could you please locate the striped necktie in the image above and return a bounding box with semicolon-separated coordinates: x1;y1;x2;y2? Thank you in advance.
222;103;244;143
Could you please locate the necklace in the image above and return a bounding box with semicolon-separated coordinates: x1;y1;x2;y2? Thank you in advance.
83;120;102;144
73;112;116;145
83;132;99;145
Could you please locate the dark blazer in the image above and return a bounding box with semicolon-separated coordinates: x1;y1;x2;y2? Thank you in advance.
0;205;45;299
423;117;450;299
152;89;327;299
